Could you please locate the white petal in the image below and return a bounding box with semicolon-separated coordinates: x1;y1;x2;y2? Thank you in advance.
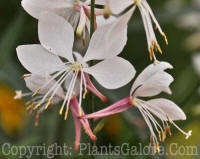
134;71;174;97
145;98;186;121
96;15;116;27
25;74;65;98
83;56;136;89
16;45;64;74
21;0;73;19
83;8;134;62
108;0;133;14
131;62;173;95
38;12;74;62
73;52;88;68
192;53;200;75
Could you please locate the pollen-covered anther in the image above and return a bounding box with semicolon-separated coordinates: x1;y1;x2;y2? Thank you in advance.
149;46;154;61
162;130;166;142
33;102;42;110
161;32;168;45
45;97;53;109
83;89;88;99
26;102;36;111
103;4;112;19
156;142;160;153
167;125;172;136
155;43;162;54
22;74;31;78
32;88;41;97
64;105;70;120
70;62;82;72
59;105;65;115
153;143;157;154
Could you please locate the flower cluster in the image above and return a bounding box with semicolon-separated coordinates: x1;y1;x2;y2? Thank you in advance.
15;0;191;152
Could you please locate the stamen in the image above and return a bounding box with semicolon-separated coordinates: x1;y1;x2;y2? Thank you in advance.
45;97;53;110
83;89;88;99
161;32;168;45
156;142;160;152
64;105;70;120
103;3;111;19
76;7;87;37
59;105;65;115
162;131;166;142
167;115;192;139
167;125;172;136
32;88;41;97
26;102;36;111
153;143;157;154
22;74;31;78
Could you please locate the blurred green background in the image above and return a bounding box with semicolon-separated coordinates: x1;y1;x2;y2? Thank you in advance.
0;0;200;158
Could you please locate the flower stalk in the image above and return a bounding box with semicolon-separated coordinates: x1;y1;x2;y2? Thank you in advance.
90;0;96;159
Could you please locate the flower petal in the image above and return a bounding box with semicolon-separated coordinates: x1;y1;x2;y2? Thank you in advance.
83;8;134;62
108;0;133;14
21;0;73;19
131;62;173;96
145;98;186;121
38;12;74;62
84;57;136;89
16;44;64;74
25;74;65;98
71;110;81;152
96;15;116;27
134;71;174;97
82;97;131;119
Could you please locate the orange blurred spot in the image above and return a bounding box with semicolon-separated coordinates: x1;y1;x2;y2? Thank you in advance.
104;114;123;141
0;84;27;136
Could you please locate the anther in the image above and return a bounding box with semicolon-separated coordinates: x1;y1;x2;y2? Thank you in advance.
45;97;52;109
33;102;42;110
162;32;168;45
59;105;65;115
32;88;41;97
64;105;70;120
83;89;88;99
156;142;160;153
22;74;31;78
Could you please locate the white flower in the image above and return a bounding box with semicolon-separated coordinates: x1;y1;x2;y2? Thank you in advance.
131;62;191;147
83;62;192;153
16;11;135;118
101;0;168;61
21;0;110;37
